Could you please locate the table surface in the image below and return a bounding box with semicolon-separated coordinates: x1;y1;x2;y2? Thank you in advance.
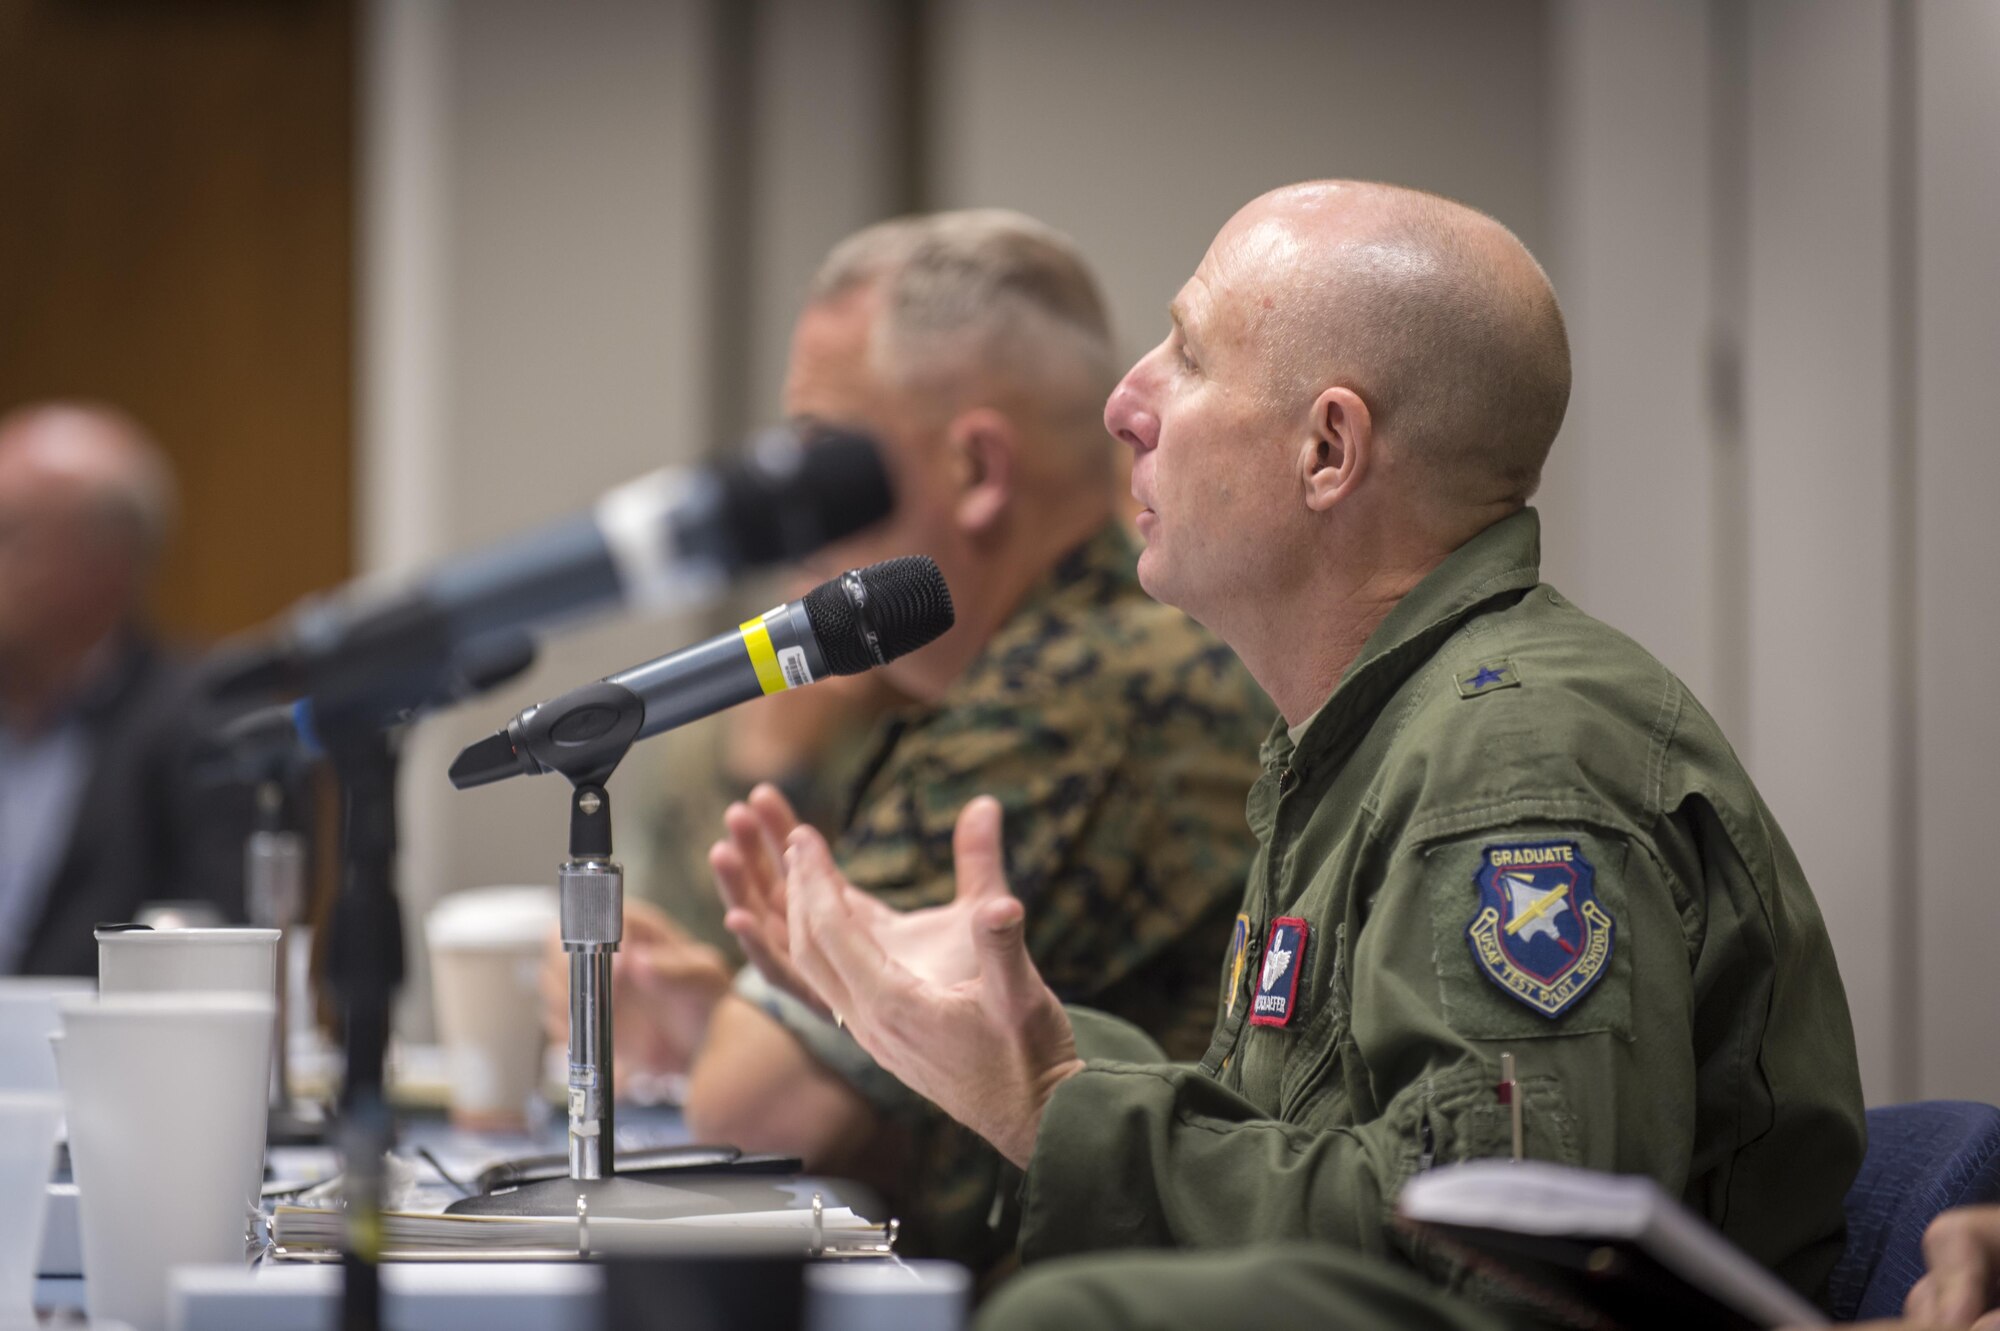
36;1098;697;1317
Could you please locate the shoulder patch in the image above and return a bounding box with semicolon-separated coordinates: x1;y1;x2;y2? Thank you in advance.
1466;840;1614;1018
1250;917;1308;1028
1455;659;1521;698
1224;913;1251;1018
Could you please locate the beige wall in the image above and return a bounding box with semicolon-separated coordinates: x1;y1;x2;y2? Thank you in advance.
1742;0;1902;1101
1914;0;2000;1103
1549;0;2000;1105
927;0;1552;371
362;0;2000;1102
362;0;721;1033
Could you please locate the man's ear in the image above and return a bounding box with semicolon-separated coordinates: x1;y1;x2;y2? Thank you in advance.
947;407;1015;533
1297;387;1372;512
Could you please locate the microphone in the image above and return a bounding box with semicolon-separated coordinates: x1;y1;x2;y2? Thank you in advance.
204;426;893;711
203;632;539;782
449;555;953;788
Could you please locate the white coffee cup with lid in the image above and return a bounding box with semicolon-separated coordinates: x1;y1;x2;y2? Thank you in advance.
426;886;559;1131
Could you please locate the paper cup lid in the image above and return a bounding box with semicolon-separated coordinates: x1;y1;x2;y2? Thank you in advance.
93;927;281;946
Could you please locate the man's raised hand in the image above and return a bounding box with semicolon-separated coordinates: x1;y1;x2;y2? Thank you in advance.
712;783;823;1011
783;795;1085;1168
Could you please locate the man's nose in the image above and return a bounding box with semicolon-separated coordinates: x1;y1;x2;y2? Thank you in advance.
1103;370;1159;454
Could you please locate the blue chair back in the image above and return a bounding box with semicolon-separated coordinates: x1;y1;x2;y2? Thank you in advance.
1827;1100;2000;1321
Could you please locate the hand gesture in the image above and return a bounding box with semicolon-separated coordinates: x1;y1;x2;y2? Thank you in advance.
710;783;824;1011
782;795;1085;1167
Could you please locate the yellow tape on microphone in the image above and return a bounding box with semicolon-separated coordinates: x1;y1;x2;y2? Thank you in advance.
739;616;790;695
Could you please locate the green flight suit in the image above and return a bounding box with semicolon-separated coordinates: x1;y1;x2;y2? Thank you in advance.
987;508;1865;1331
739;522;1275;1277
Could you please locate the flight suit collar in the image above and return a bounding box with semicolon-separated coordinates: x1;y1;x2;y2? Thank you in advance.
1262;507;1544;780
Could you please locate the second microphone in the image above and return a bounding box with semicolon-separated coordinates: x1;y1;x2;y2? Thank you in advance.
449;555;954;789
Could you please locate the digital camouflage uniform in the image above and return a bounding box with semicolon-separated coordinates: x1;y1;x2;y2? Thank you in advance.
737;521;1275;1275
984;508;1866;1331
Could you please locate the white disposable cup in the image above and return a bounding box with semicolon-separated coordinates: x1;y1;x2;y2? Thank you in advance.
94;928;279;999
55;993;274;1331
0;1091;62;1318
806;1259;970;1331
0;978;94;1093
425;887;558;1131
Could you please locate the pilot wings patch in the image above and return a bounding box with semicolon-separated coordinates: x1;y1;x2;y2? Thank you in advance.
1467;841;1614;1019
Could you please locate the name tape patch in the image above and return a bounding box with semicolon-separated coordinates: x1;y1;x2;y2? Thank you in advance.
1250;917;1308;1028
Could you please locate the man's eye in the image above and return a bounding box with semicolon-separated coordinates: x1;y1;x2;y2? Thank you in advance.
1175;343;1198;372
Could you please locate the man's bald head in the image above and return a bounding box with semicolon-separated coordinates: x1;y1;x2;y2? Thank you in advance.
1229;182;1570;507
0;401;178;566
0;401;179;680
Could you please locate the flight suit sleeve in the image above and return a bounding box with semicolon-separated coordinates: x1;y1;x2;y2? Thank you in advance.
1018;822;1702;1268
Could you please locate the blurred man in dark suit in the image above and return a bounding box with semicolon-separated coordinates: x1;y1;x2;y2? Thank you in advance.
0;401;246;975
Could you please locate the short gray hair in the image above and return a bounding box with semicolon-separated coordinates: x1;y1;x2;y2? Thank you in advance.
806;210;1118;436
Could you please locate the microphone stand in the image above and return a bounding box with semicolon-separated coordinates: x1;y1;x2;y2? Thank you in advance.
262;636;535;1331
445;692;706;1222
318;716;404;1331
246;774;322;1145
560;778;621;1184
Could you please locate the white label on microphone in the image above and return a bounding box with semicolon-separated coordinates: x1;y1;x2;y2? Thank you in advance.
779;646;814;689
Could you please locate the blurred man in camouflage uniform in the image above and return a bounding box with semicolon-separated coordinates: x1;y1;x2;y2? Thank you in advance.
547;209;1273;1273
747;183;1867;1330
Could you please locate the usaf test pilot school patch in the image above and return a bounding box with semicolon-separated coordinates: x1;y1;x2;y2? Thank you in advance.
1467;841;1614;1019
1250;917;1308;1028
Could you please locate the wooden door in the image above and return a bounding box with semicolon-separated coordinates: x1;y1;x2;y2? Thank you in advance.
0;0;355;641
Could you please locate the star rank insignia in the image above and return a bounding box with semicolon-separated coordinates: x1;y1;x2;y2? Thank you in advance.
1456;659;1521;699
1467;840;1614;1018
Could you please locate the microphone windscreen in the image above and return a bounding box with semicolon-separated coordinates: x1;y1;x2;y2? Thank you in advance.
717;427;894;569
802;555;955;676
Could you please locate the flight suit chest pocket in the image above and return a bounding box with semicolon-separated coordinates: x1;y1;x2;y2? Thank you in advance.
1275;921;1349;1121
1224;919;1352;1111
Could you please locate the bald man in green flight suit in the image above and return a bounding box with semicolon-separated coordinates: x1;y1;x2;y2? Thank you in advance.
715;180;1868;1330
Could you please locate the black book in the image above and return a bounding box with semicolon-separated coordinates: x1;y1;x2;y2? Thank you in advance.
1395;1162;1826;1330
